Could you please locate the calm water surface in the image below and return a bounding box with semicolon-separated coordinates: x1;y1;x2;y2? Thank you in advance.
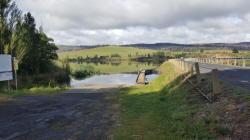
71;73;158;88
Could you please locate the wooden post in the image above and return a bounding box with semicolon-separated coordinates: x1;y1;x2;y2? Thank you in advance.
195;62;201;83
182;61;185;71
190;64;194;76
182;60;185;71
212;69;221;98
185;63;189;72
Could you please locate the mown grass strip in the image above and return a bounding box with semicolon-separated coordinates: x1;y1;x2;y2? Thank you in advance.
114;62;217;140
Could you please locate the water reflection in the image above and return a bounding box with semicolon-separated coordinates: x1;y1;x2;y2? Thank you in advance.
71;73;158;88
69;61;160;74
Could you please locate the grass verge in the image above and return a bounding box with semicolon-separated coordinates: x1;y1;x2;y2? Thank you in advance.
114;62;217;140
0;86;70;99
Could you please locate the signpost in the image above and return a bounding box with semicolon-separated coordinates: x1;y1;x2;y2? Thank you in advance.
13;57;18;90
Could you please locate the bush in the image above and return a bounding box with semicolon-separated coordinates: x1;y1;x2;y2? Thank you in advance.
111;54;121;57
232;48;239;53
71;65;98;80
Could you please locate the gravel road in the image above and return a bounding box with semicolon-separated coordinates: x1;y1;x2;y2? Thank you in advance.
0;85;122;140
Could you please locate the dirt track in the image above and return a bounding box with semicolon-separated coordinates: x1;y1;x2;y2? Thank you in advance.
0;85;122;140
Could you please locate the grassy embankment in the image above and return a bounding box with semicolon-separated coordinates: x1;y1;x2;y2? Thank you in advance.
114;62;217;139
114;61;250;139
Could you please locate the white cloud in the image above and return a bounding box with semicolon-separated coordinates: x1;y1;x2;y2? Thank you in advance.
16;0;250;45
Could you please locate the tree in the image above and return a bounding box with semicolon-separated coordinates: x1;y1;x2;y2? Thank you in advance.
0;0;21;54
1;0;59;75
147;53;151;58
18;12;41;74
18;13;58;74
37;27;58;72
232;48;239;54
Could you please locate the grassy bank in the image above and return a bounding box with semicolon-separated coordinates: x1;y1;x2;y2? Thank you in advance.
0;87;69;99
114;62;219;140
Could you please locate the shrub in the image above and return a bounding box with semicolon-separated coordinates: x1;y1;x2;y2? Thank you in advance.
71;65;98;80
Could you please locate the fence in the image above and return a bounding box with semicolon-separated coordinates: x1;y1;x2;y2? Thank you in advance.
169;59;222;102
185;57;250;68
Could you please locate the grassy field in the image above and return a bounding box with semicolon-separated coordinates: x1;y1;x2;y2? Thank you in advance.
58;46;157;59
114;62;218;140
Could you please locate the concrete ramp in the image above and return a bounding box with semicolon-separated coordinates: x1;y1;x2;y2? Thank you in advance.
136;70;146;84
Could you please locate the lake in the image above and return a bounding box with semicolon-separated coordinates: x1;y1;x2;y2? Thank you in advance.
69;62;160;88
71;73;159;88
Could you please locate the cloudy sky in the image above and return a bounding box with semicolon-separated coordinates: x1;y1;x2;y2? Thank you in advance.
17;0;250;45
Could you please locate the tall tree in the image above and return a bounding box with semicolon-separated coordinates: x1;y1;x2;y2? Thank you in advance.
19;13;42;74
38;26;58;73
1;1;58;75
0;0;21;54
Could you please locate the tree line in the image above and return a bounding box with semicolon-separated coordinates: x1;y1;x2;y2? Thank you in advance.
0;0;58;75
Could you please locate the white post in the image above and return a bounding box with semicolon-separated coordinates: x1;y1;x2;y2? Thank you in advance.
243;58;246;67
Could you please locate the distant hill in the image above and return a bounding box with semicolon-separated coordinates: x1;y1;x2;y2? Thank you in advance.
57;42;250;52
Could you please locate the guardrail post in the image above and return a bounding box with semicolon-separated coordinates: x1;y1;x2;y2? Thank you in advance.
234;59;237;66
243;58;246;67
195;62;201;83
184;61;187;72
183;60;186;71
212;69;221;99
181;60;184;70
190;64;194;76
186;63;189;72
227;59;230;65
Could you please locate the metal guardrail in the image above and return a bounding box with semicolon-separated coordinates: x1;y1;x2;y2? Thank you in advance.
169;59;223;102
185;57;249;68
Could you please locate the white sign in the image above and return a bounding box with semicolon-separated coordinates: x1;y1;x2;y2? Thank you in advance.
0;55;13;81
